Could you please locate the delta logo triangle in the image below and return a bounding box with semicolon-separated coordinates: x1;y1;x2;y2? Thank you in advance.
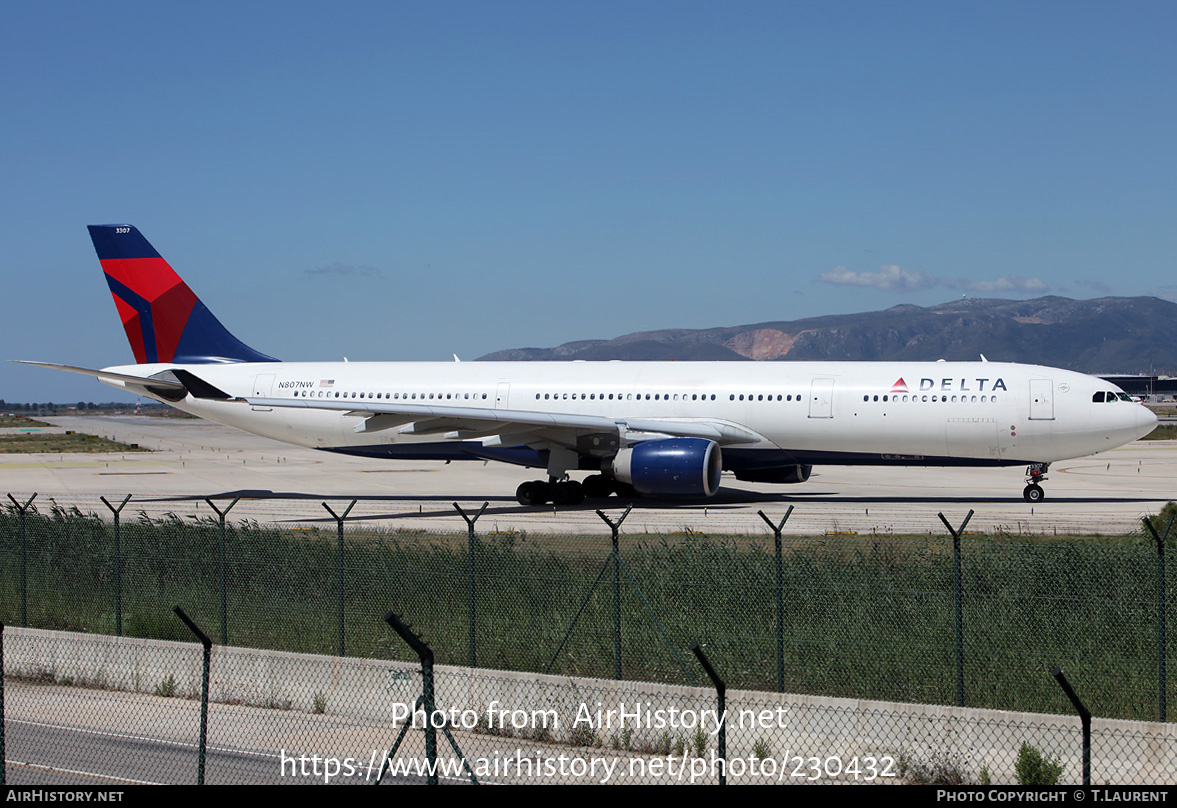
891;378;909;393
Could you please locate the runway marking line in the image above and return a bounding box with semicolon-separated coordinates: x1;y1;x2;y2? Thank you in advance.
4;759;162;786
9;718;281;760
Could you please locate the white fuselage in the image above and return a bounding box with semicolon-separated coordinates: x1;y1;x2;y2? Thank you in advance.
99;359;1156;470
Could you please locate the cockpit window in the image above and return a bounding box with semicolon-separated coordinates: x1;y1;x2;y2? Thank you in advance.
1117;392;1132;402
1092;392;1105;403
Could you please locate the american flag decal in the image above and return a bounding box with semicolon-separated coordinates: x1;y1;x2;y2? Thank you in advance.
320;379;335;388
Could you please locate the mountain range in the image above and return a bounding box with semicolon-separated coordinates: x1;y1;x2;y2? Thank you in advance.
478;296;1177;374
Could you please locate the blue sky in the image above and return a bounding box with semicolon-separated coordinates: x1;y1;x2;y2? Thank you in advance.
3;1;1175;402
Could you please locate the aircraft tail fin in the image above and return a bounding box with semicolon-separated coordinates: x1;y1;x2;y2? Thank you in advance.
88;224;278;365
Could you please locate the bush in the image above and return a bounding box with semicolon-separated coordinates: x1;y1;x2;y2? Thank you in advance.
1141;501;1177;544
1015;743;1063;785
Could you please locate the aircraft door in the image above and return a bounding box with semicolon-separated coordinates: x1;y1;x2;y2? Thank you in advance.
251;374;275;412
808;378;834;419
1029;379;1054;420
495;382;511;410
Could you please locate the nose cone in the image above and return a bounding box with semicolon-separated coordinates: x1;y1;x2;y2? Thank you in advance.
1137;404;1159;439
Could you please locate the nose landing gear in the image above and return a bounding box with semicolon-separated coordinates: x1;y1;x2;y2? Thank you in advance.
1023;463;1049;502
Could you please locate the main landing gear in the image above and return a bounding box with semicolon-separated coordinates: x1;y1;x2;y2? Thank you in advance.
515;474;637;507
516;478;584;506
1023;463;1049;503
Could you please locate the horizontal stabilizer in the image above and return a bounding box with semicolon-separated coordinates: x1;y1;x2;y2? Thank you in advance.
13;360;187;393
14;360;231;402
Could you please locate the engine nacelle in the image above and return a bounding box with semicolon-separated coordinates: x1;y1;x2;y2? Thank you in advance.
612;438;723;498
733;464;812;484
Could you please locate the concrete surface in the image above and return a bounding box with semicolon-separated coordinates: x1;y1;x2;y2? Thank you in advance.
5;626;1174;785
0;415;1174;536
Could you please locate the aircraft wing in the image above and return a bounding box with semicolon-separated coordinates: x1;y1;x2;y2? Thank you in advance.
242;395;764;446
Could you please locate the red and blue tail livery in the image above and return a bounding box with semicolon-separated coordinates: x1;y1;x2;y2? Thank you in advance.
88;225;277;365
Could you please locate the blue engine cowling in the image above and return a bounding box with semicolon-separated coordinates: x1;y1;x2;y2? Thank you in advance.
611;438;723;498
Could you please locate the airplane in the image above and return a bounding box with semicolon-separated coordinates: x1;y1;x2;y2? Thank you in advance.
18;224;1159;506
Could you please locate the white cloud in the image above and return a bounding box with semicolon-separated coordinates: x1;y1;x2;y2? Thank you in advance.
818;264;940;291
305;262;386;279
817;265;1049;295
960;276;1048;293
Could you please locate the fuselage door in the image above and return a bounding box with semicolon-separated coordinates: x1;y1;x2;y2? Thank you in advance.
251;374;275;412
495;382;511;410
1029;379;1054;420
808;378;834;419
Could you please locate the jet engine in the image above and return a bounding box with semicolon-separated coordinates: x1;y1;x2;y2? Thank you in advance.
611;438;723;498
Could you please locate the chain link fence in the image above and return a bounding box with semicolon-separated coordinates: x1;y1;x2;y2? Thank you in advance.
3;623;1174;785
2;492;1176;784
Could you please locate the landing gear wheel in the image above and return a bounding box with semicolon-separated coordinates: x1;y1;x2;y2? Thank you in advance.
552;480;585;506
582;474;614;499
516;480;551;507
1023;484;1044;503
613;482;638;500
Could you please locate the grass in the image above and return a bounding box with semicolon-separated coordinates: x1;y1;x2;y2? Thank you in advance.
2;503;1176;722
0;416;50;428
1143;424;1177;440
0;433;152;454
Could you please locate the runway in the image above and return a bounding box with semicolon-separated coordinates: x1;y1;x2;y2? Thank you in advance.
2;415;1174;537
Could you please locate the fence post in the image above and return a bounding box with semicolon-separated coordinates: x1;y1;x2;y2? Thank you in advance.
453;502;488;668
7;494;36;627
204;497;239;645
101;495;131;636
322;500;357;657
597;505;632;681
1051;667;1091;786
384;612;438;784
758;507;794;693
1;621;5;788
173;606;213;786
691;643;726;786
1141;511;1175;722
938;509;974;707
